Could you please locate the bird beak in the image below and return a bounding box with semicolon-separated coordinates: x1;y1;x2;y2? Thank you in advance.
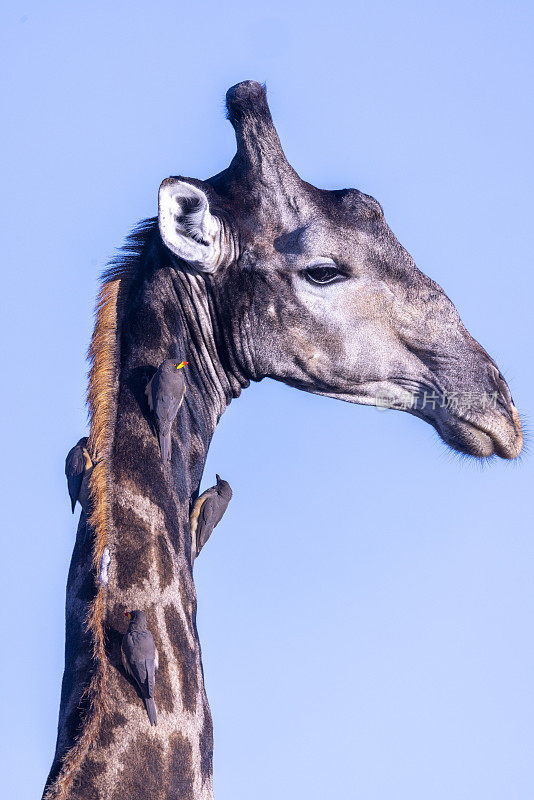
124;612;131;619
176;360;189;369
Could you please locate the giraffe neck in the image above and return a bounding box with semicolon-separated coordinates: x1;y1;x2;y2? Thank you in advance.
44;222;246;800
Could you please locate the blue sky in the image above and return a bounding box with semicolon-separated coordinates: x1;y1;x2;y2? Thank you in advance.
1;2;533;798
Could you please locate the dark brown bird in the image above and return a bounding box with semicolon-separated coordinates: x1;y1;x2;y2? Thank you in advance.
145;358;188;463
121;610;159;726
190;474;233;562
65;437;93;513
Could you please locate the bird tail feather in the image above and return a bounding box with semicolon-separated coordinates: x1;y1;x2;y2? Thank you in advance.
159;431;171;463
144;697;157;726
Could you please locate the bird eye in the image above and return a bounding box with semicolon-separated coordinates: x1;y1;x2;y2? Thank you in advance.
302;263;343;285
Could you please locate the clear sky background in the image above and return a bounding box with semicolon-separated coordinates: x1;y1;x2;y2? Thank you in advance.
1;2;533;798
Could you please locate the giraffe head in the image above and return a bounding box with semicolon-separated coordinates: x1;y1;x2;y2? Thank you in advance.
158;81;522;460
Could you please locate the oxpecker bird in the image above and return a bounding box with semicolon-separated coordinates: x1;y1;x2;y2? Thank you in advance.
65;437;93;513
190;474;233;562
121;610;159;726
145;359;188;463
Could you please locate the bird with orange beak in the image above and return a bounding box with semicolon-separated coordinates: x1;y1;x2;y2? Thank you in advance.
121;610;159;726
65;437;93;514
190;474;233;564
145;358;188;463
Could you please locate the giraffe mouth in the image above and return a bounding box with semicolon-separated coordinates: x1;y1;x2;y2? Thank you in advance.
280;376;524;460
434;405;523;459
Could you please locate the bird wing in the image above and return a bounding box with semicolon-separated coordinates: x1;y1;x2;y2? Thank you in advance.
65;446;85;478
65;445;85;511
146;659;156;698
129;659;149;696
122;631;156;693
154;384;186;433
196;494;221;552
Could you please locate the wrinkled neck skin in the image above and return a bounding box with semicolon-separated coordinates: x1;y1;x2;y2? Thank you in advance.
135;229;251;470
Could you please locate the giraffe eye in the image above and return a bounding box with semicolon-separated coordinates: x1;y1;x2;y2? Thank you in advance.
302;263;344;285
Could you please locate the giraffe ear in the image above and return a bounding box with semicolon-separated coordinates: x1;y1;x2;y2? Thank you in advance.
158;178;222;273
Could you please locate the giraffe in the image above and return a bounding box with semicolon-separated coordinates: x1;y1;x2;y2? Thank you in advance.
43;81;522;800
